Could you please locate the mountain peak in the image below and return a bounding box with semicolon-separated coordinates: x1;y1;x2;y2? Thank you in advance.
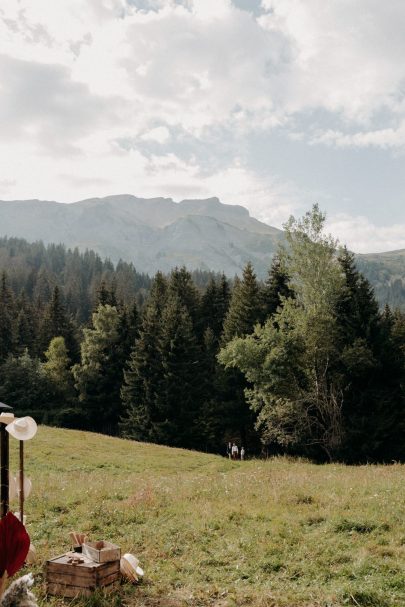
0;194;282;277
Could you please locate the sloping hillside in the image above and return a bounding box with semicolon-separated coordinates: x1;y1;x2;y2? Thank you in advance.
13;426;405;607
357;249;405;309
0;195;283;278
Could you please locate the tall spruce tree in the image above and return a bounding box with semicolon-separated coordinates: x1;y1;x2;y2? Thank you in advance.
120;301;163;441
117;301;140;363
168;267;200;331
120;272;168;441
261;255;293;322
72;304;124;434
158;294;203;447
0;272;15;361
40;286;78;360
15;292;37;355
42;336;78;426
335;248;405;461
200;274;231;342
219;262;263;451
222;262;262;343
121;287;204;448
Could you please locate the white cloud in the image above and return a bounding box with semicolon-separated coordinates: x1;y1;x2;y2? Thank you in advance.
202;164;300;228
0;54;120;154
309;123;405;150
140;126;170;143
327;213;405;254
260;0;405;123
2;0;405;151
1;0;405;253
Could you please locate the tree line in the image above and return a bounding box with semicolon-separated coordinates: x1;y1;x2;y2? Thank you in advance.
0;211;404;462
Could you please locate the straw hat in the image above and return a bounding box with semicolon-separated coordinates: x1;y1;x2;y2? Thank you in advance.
0;412;15;425
120;553;144;583
6;417;37;441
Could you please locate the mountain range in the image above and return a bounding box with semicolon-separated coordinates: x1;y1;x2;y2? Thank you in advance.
0;194;283;278
0;194;405;308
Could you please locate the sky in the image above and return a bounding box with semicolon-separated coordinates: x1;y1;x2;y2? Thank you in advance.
1;0;405;253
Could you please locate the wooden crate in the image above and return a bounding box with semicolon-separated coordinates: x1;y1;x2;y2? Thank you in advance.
82;540;121;563
46;553;120;598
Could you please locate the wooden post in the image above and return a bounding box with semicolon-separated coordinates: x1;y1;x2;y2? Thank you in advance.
0;402;13;519
19;440;24;524
0;423;9;519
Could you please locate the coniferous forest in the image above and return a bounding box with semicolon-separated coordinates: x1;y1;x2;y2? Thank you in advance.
0;207;404;464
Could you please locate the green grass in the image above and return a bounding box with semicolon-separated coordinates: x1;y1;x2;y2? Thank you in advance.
6;426;405;606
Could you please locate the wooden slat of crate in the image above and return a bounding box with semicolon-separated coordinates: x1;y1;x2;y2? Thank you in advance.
46;582;119;598
46;554;120;597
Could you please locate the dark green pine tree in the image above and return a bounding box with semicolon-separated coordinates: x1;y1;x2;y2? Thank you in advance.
97;280;111;306
168;267;200;331
0;350;53;420
197;275;232;452
120;297;165;441
15;292;37;355
117;301;140;363
96;279;118;308
261;255;294;322
0;272;15;361
222;262;262;343
109;277;118;308
121;291;204;448
39;286;78;360
120;271;168;440
196;326;232;452
149;271;168;316
158;294;204;448
336;247;380;344
336;248;405;462
72;304;124;434
219;263;263;452
200;274;231;342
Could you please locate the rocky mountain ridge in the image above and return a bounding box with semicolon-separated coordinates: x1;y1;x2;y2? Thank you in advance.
0;194;283;277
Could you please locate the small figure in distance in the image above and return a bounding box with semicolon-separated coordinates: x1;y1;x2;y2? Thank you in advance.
226;442;232;459
231;442;239;460
240;446;245;461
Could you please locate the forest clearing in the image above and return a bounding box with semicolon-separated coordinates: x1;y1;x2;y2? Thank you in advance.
9;426;405;607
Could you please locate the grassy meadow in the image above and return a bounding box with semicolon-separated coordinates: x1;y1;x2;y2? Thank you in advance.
7;426;405;607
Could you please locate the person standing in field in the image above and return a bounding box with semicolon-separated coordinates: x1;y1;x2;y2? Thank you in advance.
231;443;239;460
226;442;232;459
240;446;245;460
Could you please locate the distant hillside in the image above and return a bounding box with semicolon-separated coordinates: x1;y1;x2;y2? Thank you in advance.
356;249;405;310
0;195;283;278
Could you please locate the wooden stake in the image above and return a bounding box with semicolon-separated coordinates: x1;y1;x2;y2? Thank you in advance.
19;440;24;525
0;424;9;519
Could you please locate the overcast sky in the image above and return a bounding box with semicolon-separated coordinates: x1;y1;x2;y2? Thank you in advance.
1;0;405;252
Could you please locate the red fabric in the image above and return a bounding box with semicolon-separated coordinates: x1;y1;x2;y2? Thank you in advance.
0;512;30;577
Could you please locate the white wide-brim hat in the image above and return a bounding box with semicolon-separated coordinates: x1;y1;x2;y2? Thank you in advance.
6;416;37;441
0;412;15;425
120;553;144;582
